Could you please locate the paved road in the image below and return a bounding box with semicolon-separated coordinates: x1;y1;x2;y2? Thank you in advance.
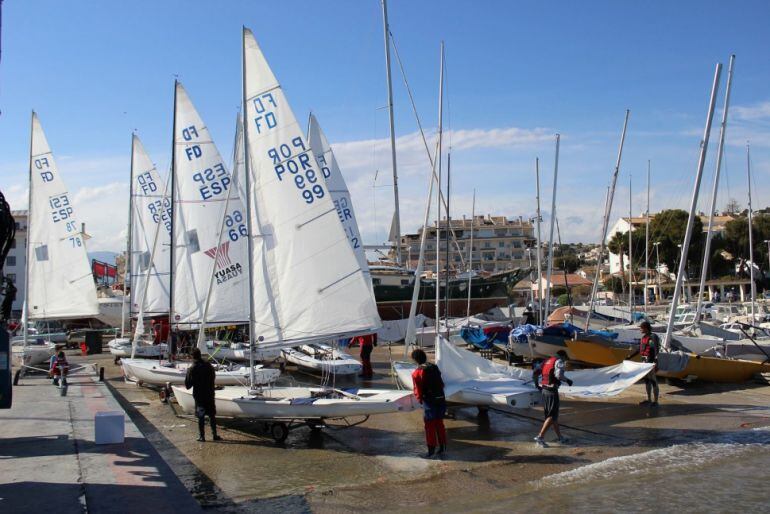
0;355;202;514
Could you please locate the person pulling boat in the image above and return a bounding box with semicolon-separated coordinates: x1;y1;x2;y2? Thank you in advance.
628;321;660;407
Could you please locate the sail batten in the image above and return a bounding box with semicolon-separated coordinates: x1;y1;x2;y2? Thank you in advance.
27;112;99;320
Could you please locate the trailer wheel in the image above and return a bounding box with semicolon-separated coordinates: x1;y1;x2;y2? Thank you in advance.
270;422;289;443
13;369;21;386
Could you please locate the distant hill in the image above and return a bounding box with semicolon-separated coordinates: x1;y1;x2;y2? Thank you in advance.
88;251;119;265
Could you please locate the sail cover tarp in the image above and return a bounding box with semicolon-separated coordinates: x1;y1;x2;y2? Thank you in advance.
376;314;429;343
242;28;380;345
27;113;99;320
129;135;170;317
397;337;653;401
172;83;249;325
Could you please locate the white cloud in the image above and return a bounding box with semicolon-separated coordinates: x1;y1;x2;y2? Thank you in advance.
732;101;770;122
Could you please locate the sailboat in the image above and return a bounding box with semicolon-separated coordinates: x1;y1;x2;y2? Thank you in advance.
172;29;413;436
394;336;654;409
14;112;100;369
122;85;279;387
277;113;369;376
109;135;170;360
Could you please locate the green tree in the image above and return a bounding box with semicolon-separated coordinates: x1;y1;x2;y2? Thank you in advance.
723;213;770;284
647;209;704;276
554;253;580;273
607;231;628;274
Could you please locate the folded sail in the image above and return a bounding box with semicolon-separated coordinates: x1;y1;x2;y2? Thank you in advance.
27;112;99;319
172;82;249;325
129;135;171;317
242;28;380;344
306;113;371;278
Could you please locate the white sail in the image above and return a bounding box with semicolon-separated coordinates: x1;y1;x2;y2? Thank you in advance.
171;82;250;326
306;113;370;278
129;135;171;317
27;112;99;320
242;28;380;345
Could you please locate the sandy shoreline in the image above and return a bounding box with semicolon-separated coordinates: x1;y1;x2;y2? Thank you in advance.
88;345;770;512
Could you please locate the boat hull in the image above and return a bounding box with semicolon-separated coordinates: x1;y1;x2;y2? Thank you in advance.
282;345;362;376
565;338;770;383
121;358;280;386
373;269;527;321
172;385;415;419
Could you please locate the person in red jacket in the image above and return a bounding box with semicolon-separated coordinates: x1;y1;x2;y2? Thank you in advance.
532;350;573;447
411;348;447;458
352;333;377;379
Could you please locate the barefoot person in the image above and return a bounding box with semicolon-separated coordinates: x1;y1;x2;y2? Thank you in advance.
184;348;221;442
411;349;447;458
533;350;573;447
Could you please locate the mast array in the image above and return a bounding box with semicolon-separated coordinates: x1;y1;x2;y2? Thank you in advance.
696;55;735;321
381;0;401;266
543;134;560;322
663;63;722;349
434;41;445;344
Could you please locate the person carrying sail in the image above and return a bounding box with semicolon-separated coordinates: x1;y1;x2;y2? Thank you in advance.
533;350;573;447
629;320;659;407
184;348;221;442
410;348;447;458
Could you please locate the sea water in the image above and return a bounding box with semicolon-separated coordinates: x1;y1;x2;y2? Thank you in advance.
490;427;770;512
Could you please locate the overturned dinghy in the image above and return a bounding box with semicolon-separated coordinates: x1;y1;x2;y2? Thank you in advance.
173;385;414;420
11;338;56;368
121;358;279;386
282;343;362;376
395;336;654;409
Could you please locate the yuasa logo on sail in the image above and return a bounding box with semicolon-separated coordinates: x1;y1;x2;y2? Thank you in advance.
204;241;243;285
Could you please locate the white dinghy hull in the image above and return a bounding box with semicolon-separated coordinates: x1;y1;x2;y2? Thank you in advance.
108;338;167;358
202;340;281;363
11;340;56;368
282;344;362;376
172;385;415;419
121;358;280;386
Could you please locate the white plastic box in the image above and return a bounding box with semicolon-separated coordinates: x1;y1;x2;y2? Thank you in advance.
94;411;125;444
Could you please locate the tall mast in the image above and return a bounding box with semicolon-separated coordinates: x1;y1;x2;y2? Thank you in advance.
23;111;34;349
168;81;178;347
444;152;451;329
381;0;401;265
535;158;543;324
696;54;735;321
434;41;445;342
663;63;722;349
644;160;650;313
628;174;633;318
543;134;560;322
746;143;756;321
123;135;135;339
241;27;259;386
585;110;630;330
466;189;475;319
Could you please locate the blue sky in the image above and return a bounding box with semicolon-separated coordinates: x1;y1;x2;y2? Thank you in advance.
1;0;769;251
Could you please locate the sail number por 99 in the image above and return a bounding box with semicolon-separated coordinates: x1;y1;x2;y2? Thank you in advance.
269;137;326;204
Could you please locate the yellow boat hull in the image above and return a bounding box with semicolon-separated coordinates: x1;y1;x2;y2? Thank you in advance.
566;338;770;383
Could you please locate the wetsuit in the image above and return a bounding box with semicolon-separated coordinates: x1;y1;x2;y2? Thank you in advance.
185;359;218;440
412;363;447;450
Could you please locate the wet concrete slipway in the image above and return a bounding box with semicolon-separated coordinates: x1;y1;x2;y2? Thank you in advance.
4;346;770;513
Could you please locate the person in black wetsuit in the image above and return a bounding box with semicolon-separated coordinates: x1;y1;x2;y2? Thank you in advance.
184;348;221;442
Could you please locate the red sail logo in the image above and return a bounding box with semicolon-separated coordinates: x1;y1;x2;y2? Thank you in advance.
204;241;232;270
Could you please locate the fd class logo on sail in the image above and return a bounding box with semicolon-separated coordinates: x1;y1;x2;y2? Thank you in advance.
204;241;243;285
